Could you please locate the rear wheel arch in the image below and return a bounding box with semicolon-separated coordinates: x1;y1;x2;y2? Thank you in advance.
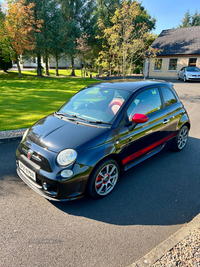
183;121;190;131
173;124;189;152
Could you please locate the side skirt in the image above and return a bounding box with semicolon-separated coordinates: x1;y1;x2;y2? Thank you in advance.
124;143;165;172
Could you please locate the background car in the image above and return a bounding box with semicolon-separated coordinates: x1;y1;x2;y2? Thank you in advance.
177;66;200;82
16;80;190;201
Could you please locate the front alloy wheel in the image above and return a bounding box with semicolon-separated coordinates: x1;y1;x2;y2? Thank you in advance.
173;125;189;151
183;75;187;82
88;159;119;198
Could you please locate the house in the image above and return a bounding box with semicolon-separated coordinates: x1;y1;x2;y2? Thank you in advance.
144;26;200;79
12;56;81;69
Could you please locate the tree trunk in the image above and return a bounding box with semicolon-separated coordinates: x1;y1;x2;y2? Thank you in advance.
55;54;59;76
37;54;43;77
129;59;132;75
122;53;126;79
117;63;120;76
109;61;112;76
16;54;21;78
45;49;49;76
71;56;75;76
83;62;85;80
98;59;102;76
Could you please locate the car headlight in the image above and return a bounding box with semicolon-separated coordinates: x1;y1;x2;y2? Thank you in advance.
57;149;77;166
22;129;29;142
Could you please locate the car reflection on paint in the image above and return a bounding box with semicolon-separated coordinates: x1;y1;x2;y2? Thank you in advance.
16;80;190;201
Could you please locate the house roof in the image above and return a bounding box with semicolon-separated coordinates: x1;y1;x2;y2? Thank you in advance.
151;26;200;56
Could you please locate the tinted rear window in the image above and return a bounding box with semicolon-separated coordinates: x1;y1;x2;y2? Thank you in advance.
161;87;177;107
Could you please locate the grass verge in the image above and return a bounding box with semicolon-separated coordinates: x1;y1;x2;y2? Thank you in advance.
0;70;98;131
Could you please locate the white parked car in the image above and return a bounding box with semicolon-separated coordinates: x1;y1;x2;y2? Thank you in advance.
177;67;200;82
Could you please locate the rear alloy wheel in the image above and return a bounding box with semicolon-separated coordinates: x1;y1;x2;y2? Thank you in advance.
173;125;189;152
88;159;119;199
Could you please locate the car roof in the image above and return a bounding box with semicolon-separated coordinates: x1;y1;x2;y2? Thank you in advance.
88;79;172;92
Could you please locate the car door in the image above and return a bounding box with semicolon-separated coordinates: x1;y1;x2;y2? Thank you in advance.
120;87;171;170
160;86;183;136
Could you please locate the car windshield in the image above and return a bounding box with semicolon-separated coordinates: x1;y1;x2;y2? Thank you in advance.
186;67;200;72
57;86;131;124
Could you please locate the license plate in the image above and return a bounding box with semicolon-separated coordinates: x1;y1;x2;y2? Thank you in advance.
19;161;36;181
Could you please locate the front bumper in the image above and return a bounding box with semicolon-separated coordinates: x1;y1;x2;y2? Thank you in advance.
16;165;89;201
16;143;93;201
186;77;200;81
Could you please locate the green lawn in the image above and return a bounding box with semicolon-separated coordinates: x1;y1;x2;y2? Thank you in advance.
0;70;98;131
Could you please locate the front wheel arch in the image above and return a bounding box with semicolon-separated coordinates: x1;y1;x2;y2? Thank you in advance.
87;157;120;199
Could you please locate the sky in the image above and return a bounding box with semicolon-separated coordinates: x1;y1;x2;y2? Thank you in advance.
141;0;200;35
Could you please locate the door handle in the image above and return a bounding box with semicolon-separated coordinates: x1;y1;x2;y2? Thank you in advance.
163;119;170;124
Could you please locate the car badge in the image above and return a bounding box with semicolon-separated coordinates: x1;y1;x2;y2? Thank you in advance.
27;150;34;159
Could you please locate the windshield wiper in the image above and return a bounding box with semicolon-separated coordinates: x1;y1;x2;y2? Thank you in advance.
72;115;111;125
71;115;89;122
89;120;111;125
55;112;67;117
56;112;111;125
56;112;78;121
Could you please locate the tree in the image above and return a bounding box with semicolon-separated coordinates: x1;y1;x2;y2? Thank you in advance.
94;0;121;75
41;0;66;76
25;0;48;76
0;0;42;77
99;0;159;79
76;32;91;79
179;10;200;27
58;0;94;76
191;10;200;26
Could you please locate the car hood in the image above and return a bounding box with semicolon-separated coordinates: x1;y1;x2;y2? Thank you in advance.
187;71;200;75
27;114;109;153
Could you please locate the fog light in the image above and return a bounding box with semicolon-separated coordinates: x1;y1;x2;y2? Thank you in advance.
43;182;50;191
61;170;73;178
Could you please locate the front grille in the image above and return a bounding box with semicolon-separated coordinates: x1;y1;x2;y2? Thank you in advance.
22;147;42;162
20;145;52;172
21;154;40;170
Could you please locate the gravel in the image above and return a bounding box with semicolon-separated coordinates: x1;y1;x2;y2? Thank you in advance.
0;128;27;140
152;228;200;267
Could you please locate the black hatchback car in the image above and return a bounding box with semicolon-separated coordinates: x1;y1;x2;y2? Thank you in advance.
16;80;190;201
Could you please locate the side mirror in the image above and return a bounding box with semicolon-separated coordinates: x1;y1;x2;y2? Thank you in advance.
132;113;149;124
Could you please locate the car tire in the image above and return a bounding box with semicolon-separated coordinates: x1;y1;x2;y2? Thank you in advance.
183;75;187;82
172;125;189;152
177;74;180;80
88;159;120;199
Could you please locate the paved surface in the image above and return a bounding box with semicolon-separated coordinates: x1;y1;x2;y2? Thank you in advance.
0;80;200;267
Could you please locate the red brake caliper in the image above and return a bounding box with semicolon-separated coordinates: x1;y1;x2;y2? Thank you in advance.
96;175;102;188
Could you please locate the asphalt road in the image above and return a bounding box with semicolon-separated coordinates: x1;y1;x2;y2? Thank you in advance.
0;81;200;267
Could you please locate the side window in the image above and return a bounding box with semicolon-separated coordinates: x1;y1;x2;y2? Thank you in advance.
126;88;162;121
161;87;177;107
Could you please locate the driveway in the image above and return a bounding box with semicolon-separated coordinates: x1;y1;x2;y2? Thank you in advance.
0;81;200;267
